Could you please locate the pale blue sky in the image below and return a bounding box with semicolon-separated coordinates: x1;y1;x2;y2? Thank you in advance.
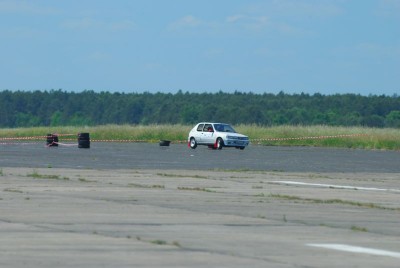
0;0;399;95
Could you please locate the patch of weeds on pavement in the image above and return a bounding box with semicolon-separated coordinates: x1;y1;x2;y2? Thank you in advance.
266;194;398;210
0;168;3;176
128;183;165;189
177;187;216;193
4;188;23;193
271;169;285;172
213;168;256;173
252;185;263;189
151;240;167;245
151;239;181;247
308;174;332;179
172;241;181;247
78;177;96;183
27;170;69;180
319;223;347;229
351;225;368;232
157;173;208;179
256;214;266;219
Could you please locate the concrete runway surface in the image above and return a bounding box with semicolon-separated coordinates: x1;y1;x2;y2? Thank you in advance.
1;143;400;267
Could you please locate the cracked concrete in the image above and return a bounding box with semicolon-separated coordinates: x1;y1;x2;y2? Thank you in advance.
1;167;399;267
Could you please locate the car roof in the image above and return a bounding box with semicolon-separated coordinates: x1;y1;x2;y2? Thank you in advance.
197;122;227;125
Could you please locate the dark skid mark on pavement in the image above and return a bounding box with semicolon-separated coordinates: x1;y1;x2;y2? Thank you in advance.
1;143;399;173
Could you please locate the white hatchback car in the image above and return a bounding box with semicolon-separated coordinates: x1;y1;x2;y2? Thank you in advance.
188;122;249;150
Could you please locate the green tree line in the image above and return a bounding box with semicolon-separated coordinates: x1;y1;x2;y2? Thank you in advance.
0;90;399;128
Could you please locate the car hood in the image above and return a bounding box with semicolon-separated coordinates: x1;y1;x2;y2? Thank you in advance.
219;132;248;138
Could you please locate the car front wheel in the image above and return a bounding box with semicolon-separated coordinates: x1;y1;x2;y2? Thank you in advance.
189;137;197;149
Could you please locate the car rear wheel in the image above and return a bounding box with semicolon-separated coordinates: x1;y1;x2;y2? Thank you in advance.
216;138;224;150
189;137;197;149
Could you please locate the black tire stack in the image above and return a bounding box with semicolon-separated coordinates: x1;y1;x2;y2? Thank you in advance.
46;134;59;147
78;133;90;149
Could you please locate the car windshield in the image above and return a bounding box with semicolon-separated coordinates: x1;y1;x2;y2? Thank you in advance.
213;124;236;133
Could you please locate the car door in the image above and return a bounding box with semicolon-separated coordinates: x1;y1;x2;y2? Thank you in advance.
194;124;204;143
201;124;215;144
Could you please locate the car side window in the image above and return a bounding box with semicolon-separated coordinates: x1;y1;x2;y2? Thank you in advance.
214;124;223;132
203;124;213;132
197;124;204;131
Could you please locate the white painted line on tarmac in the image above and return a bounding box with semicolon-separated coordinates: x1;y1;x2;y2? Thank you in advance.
307;244;400;258
270;181;400;193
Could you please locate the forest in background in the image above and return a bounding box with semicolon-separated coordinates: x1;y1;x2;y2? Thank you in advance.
1;90;399;128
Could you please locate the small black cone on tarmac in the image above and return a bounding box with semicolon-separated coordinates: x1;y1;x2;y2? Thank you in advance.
78;133;90;148
159;140;171;146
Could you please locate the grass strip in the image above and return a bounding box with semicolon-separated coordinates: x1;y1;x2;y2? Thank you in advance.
1;124;399;150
